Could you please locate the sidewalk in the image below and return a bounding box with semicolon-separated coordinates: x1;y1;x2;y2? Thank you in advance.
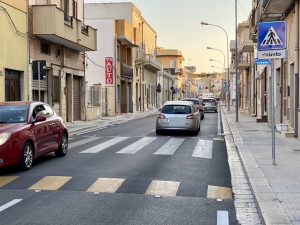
222;106;300;225
66;109;158;135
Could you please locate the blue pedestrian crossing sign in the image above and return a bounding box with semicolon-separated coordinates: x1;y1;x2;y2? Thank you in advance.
258;21;286;51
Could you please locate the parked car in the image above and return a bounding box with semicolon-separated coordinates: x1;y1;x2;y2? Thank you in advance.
0;101;68;170
156;101;201;135
202;98;218;112
181;98;204;120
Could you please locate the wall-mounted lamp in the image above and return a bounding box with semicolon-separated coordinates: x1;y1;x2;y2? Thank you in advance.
0;71;3;76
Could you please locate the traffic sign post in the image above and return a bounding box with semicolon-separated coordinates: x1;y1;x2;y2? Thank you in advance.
257;21;286;165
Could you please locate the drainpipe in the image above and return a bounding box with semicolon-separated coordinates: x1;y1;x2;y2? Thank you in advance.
295;0;299;137
27;0;30;101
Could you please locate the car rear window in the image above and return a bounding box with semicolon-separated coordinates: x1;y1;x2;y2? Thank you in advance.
182;99;199;105
162;105;191;114
0;105;29;123
203;99;215;103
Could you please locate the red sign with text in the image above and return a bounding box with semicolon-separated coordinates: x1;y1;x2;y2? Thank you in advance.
105;57;113;84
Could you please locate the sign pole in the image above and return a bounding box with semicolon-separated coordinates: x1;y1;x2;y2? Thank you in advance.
271;59;275;165
38;61;40;101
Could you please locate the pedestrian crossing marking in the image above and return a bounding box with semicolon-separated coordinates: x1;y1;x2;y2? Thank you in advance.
261;26;282;46
0;176;19;188
207;185;232;199
86;178;125;193
79;137;129;153
116;137;157;154
68;136;102;149
28;176;72;190
153;138;185;155
192;140;213;158
145;180;180;196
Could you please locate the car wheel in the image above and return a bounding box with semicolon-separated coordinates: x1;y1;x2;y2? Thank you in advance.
18;142;34;171
215;110;218;113
55;132;68;157
156;130;162;135
198;123;200;131
201;115;204;120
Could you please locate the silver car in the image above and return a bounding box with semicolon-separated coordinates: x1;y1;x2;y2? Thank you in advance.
156;101;201;135
202;98;218;112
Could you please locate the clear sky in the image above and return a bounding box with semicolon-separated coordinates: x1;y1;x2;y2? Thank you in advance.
84;0;252;74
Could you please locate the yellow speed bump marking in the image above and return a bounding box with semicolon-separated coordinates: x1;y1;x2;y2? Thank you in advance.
86;178;125;193
207;185;232;199
145;180;180;196
0;176;19;188
28;176;72;190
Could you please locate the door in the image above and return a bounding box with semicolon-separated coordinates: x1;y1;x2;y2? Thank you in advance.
73;76;81;121
5;70;21;101
32;105;54;155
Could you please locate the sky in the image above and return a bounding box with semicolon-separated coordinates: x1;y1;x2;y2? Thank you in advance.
84;0;252;74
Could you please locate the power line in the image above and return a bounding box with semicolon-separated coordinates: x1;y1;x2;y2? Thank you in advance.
237;0;249;17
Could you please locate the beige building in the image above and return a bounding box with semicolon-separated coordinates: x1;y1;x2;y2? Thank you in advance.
29;0;97;122
84;3;162;116
0;0;28;102
156;47;185;100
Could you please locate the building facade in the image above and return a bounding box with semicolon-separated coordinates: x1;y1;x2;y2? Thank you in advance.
0;0;28;102
84;3;162;116
29;0;97;122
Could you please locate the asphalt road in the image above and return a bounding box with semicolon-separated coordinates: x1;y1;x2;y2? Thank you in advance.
0;110;239;225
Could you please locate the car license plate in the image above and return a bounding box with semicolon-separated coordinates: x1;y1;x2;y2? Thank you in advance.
207;108;211;110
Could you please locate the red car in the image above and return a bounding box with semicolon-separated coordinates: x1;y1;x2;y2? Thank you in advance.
0;101;68;170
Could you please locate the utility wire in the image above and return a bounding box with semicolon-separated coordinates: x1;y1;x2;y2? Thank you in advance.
237;0;249;18
0;6;28;37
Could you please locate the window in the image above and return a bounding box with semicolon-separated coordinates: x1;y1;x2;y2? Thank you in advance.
72;0;77;18
117;45;120;61
53;76;60;102
170;60;176;68
41;42;50;55
32;105;46;119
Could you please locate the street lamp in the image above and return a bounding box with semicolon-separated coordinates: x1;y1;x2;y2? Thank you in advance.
207;47;225;75
209;59;224;71
202;21;230;111
211;65;223;72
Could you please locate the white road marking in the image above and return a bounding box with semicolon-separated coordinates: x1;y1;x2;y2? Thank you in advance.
217;104;222;135
153;138;184;155
68;137;102;150
217;211;229;225
192;140;213;159
0;199;22;212
79;137;129;153
116;137;157;154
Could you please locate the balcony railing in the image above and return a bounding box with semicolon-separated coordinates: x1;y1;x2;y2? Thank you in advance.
121;63;133;79
239;53;250;64
145;54;162;69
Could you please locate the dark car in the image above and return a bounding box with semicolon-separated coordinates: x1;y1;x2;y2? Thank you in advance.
181;98;204;120
0;101;68;170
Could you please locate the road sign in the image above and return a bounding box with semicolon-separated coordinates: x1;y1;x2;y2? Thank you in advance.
257;49;286;59
258;21;286;51
223;81;227;85
223;87;228;92
254;58;271;65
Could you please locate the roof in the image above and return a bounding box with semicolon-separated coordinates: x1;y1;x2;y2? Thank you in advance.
164;101;192;106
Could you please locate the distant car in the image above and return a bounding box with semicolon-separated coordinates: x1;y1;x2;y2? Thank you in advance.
0;101;68;170
181;98;204;120
202;98;218;113
156;101;201;135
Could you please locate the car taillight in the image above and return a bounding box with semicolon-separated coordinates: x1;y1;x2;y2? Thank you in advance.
186;114;195;119
157;113;165;119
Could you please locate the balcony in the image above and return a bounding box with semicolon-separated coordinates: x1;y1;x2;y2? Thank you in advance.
116;20;139;48
32;5;97;52
144;54;162;71
238;53;251;70
237;24;254;53
121;63;133;79
262;0;294;15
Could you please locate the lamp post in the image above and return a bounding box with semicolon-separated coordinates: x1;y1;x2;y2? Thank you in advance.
235;0;238;122
207;47;225;73
209;59;224;71
202;22;230;111
211;65;223;72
